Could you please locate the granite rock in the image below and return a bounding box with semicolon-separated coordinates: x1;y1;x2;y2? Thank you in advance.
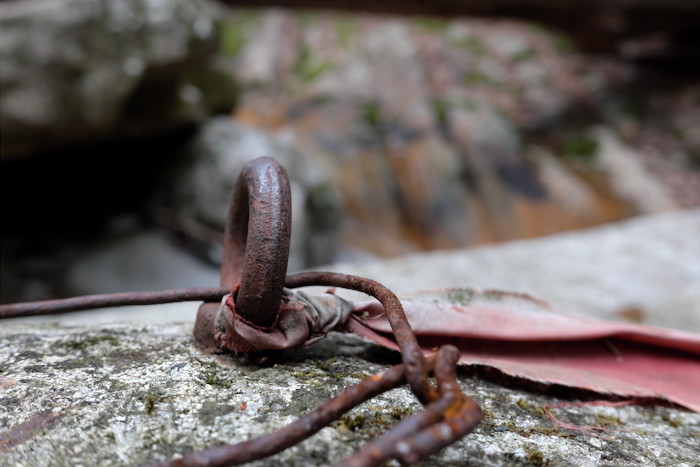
0;322;698;466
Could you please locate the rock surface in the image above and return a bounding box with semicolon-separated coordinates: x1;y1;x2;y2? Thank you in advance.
152;117;343;270
228;10;638;257
1;321;699;466
213;8;698;261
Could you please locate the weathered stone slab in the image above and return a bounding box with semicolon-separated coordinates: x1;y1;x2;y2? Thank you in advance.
1;323;698;466
229;9;643;256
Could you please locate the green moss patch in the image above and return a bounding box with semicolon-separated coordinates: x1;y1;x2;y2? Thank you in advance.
562;131;599;162
65;335;120;350
333;404;416;437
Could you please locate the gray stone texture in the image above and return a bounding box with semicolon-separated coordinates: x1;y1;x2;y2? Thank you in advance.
1;323;698;466
0;0;224;157
152;117;343;272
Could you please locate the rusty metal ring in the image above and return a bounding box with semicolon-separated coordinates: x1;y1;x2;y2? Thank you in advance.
194;157;292;347
219;157;292;328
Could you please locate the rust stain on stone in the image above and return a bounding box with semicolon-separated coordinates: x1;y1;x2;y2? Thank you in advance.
0;378;17;390
617;306;646;323
0;411;61;452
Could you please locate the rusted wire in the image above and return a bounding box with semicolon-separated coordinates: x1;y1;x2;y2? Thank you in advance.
0;288;229;319
340;345;481;466
0;156;484;465
285;272;437;404
150;361;410;467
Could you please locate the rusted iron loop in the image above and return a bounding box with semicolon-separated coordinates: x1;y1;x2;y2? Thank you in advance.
214;159;434;401
219;156;292;328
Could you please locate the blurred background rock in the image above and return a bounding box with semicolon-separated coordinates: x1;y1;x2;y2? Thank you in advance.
1;0;699;306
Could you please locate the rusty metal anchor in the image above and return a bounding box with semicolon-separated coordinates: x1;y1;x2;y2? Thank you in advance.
192;157;437;403
0;157;483;466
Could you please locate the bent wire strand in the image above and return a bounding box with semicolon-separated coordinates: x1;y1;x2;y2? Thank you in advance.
0;288;229;319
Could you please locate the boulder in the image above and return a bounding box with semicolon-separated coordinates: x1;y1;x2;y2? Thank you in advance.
0;0;227;158
228;10;649;257
152;117;344;270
